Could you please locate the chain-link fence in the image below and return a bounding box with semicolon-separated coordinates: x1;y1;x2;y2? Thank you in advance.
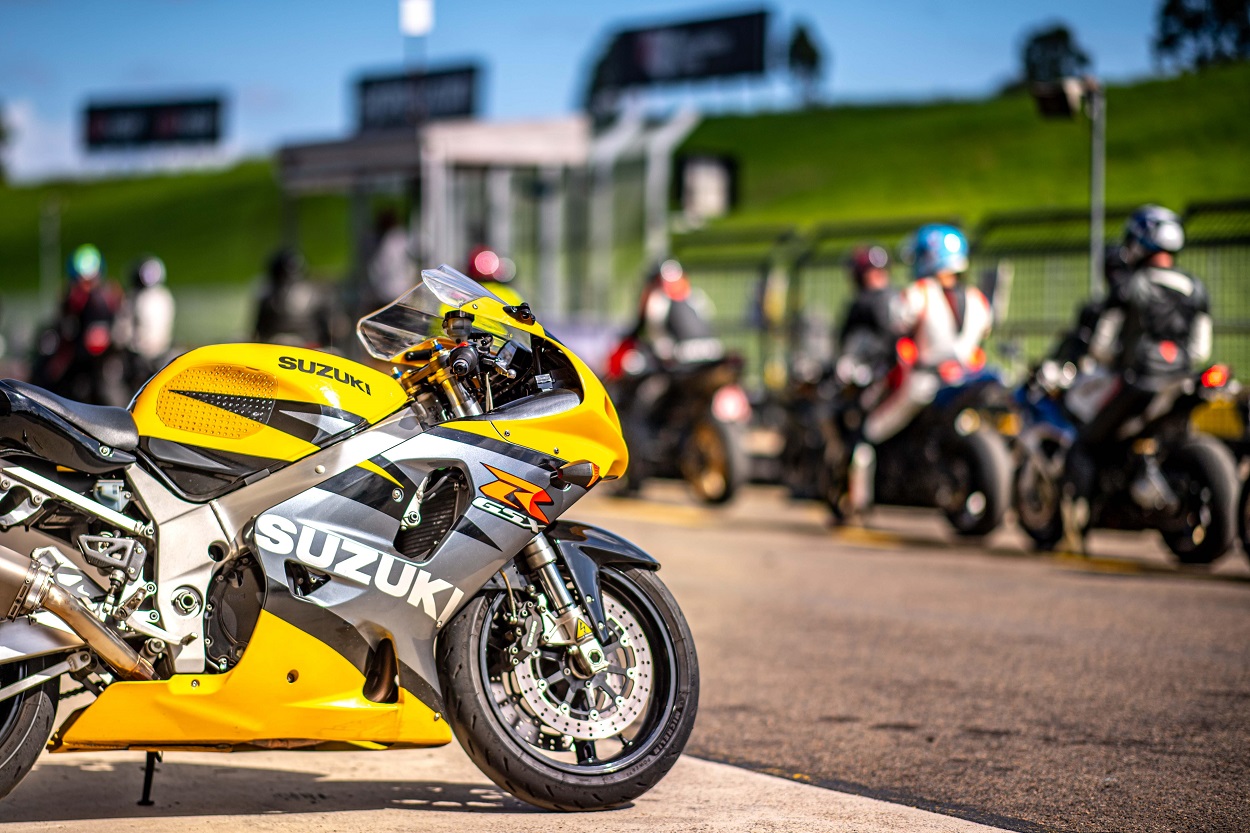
670;198;1250;389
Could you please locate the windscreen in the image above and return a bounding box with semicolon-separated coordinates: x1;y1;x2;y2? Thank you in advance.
357;264;524;360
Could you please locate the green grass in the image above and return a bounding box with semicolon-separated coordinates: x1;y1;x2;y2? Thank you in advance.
0;161;350;293
679;63;1250;229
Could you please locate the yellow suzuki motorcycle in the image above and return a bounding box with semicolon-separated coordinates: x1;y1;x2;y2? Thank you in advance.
0;266;698;811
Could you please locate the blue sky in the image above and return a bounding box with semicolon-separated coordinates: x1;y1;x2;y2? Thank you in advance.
2;0;1161;181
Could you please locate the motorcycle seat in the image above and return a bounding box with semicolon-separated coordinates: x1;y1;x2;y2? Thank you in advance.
0;380;139;452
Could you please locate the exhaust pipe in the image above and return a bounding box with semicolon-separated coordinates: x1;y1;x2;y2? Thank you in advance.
0;545;156;681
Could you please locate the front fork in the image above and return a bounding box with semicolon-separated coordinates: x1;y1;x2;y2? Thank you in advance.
521;536;611;677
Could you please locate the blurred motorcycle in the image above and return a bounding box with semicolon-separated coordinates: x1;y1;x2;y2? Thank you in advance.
605;336;751;504
1014;361;1239;562
816;336;1014;535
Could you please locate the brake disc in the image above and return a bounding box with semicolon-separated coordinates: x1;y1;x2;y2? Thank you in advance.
509;593;653;741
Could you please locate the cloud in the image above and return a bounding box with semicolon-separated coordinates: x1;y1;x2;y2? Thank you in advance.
2;100;80;183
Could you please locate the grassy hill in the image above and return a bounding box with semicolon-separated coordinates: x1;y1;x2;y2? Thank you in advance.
0;161;349;292
0;63;1247;298
679;62;1250;228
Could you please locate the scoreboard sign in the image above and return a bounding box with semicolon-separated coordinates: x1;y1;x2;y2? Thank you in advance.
357;65;478;133
84;98;223;150
599;10;768;90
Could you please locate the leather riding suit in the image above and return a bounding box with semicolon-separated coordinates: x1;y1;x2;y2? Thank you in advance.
862;277;993;444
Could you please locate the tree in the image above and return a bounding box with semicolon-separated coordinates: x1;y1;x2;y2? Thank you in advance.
787;23;824;108
1021;23;1092;84
1154;0;1250;70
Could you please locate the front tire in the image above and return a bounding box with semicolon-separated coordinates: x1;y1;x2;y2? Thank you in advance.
944;429;1012;537
438;565;699;811
0;657;60;801
1160;436;1238;564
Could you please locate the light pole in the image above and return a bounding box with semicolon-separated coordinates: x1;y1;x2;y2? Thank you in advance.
1031;76;1106;297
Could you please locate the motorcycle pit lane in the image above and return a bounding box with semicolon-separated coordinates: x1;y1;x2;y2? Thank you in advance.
4;483;1247;833
581;483;1250;833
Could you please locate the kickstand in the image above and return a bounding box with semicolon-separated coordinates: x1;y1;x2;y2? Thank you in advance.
137;751;162;806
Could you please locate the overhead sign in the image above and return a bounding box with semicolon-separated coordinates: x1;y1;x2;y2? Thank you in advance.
357;65;478;133
595;10;768;91
84;98;223;150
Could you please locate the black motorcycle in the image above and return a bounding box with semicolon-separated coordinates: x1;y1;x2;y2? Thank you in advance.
1014;363;1239;562
798;335;1014;536
606;337;751;505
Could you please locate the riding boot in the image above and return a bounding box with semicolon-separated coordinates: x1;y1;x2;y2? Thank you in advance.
847;442;876;524
1058;486;1089;556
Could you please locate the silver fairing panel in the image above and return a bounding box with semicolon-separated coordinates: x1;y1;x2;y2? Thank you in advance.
249;424;586;712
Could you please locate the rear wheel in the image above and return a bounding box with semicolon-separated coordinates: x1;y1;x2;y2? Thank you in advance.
0;657;60;801
680;418;747;505
438;565;699;811
1160;436;1237;564
944;429;1012;537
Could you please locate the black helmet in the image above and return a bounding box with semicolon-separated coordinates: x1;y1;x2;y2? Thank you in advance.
267;248;305;286
1122;204;1184;267
848;245;890;287
131;255;166;289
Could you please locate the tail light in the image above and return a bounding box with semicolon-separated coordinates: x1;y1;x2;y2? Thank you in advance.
712;384;751;424
1158;340;1178;364
1201;364;1230;388
896;338;918;367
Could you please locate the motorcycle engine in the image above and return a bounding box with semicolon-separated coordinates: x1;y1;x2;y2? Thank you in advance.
204;554;264;672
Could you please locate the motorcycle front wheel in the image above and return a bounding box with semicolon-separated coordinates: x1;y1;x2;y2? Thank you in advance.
438;564;699;811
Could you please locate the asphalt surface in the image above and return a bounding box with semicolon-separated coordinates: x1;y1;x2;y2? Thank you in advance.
575;483;1250;833
4;483;1248;832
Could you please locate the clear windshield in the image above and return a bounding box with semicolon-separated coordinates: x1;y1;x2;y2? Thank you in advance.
357;264;527;360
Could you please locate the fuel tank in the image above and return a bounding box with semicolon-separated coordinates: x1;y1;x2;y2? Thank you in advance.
131;344;406;499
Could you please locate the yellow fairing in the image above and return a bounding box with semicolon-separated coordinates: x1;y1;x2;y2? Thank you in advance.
54;611;452;751
446;297;629;480
132;344;408;461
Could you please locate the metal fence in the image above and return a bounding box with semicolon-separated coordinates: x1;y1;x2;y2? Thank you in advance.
673;198;1250;390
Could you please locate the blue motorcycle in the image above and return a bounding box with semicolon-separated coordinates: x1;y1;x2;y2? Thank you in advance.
1013;362;1239;562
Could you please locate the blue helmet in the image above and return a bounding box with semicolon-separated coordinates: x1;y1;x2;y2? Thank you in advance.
909;224;968;279
1122;204;1184;266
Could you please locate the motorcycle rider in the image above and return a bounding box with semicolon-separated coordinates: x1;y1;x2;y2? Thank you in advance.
1059;205;1213;552
30;244;126;405
1049;244;1132;369
114;254;176;389
836;244;897;372
253;248;333;347
610;259;725;493
630;258;721;366
849;225;993;513
786;246;896;502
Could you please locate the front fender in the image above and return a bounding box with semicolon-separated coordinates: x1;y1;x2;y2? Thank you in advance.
545;520;659;641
